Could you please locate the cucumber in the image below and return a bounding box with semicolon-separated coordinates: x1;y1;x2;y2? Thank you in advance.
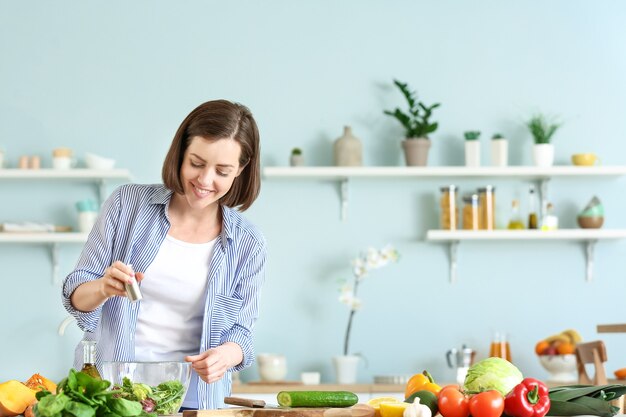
277;391;358;408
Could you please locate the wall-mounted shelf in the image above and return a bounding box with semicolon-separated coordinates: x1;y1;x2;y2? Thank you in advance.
0;168;132;203
1;168;131;284
263;166;626;220
0;232;89;285
426;229;626;283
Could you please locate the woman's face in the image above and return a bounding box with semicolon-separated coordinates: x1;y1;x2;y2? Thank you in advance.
179;136;244;211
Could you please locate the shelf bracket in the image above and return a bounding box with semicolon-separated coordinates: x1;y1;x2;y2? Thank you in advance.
449;241;459;284
539;178;550;220
339;178;349;221
585;240;597;282
98;179;106;206
50;243;60;285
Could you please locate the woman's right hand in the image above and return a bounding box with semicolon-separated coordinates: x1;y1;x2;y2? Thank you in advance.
99;261;143;299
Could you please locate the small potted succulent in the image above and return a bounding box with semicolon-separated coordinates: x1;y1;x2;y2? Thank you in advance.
527;114;561;167
383;79;440;166
463;130;481;167
290;147;304;167
491;133;508;167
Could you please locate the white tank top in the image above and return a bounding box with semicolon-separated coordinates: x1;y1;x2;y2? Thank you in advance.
135;234;217;409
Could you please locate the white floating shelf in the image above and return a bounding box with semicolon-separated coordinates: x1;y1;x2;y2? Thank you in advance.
426;229;626;284
426;229;626;241
0;168;131;180
0;232;89;243
263;166;626;179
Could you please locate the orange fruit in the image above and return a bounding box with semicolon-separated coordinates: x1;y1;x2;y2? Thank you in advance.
557;342;575;355
614;368;626;379
535;340;550;355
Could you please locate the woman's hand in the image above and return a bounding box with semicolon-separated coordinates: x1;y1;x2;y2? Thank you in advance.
98;261;144;299
185;343;243;384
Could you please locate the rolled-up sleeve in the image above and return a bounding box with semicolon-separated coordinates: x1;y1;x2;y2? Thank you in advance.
61;188;121;331
221;241;266;371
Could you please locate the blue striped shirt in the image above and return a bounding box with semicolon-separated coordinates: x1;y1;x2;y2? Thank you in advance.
62;183;266;409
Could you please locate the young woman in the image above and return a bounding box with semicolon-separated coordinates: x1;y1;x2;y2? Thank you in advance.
62;99;266;409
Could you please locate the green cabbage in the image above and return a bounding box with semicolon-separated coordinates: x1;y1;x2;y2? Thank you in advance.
463;357;523;396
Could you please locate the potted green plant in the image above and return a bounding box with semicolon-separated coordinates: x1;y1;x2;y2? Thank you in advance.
491;133;508;167
290;147;304;167
383;79;440;166
527;114;561;167
464;130;481;167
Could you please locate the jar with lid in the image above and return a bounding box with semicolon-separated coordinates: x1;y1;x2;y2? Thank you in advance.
462;193;479;230
478;186;496;230
439;185;459;230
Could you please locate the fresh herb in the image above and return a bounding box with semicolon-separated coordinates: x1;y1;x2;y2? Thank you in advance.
527;114;561;144
34;369;150;417
116;377;185;415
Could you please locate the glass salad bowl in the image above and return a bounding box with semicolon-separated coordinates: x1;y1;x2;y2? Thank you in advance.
102;361;192;415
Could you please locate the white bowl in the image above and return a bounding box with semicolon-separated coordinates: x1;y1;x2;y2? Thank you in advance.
85;152;116;170
101;361;191;414
539;354;578;382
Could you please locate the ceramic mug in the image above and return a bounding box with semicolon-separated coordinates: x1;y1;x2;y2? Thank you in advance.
571;153;599;166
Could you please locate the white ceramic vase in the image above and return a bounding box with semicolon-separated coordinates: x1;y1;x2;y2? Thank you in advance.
465;141;481;167
334;126;362;166
491;139;508;167
332;355;360;384
402;138;430;166
533;144;555;167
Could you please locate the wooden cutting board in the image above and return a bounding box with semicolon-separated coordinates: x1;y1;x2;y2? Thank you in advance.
183;404;375;417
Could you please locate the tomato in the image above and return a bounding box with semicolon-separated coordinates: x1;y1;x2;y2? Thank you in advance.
437;387;469;417
468;390;504;417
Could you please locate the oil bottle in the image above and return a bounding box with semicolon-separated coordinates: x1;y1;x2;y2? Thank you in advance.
507;199;525;229
81;340;101;379
528;185;538;229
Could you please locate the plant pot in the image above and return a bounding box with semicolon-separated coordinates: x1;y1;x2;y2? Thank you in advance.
290;154;304;167
533;144;555;167
464;141;481;167
334;126;362;166
491;139;508;167
332;355;360;384
402;138;430;166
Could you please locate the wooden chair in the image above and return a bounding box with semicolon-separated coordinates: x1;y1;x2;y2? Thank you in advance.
575;340;623;413
575;340;608;384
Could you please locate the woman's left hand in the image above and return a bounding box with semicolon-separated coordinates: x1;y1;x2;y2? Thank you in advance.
185;343;243;384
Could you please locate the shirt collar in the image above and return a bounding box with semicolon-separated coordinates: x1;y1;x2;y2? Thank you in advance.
150;185;234;248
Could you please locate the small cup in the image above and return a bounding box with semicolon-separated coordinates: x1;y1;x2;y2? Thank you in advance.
300;372;321;385
29;156;41;169
19;155;29;169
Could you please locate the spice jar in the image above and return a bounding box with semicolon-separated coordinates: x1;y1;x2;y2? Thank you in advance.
478;185;496;230
462;193;479;230
439;185;459;230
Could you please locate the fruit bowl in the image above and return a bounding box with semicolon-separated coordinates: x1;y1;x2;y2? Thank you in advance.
538;354;577;382
102;361;192;415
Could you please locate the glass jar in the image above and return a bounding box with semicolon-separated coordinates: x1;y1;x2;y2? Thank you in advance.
478;186;496;230
439;185;459;230
462;193;479;230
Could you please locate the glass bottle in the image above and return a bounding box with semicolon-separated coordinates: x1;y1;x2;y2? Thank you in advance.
528;185;538;229
478;186;496;230
81;340;101;379
439;185;459;230
489;332;512;362
541;202;559;231
507;199;525;229
462;193;479;230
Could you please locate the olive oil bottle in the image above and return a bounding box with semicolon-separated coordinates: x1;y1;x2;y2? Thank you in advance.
528;185;538;229
507;199;525;229
81;340;101;379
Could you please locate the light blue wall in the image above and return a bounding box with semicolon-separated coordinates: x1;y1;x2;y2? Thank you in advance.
1;1;625;385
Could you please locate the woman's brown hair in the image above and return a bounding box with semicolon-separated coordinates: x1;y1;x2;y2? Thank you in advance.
162;100;261;211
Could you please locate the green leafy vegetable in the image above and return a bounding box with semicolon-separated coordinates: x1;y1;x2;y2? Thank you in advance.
116;377;185;415
463;357;523;396
547;385;626;417
33;369;152;417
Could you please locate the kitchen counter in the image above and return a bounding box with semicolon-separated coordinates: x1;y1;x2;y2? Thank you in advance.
232;383;405;394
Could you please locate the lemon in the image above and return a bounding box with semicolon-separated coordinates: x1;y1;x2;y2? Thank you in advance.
379;401;410;417
367;397;402;417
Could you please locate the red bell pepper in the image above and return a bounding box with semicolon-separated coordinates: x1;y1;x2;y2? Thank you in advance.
504;378;551;417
